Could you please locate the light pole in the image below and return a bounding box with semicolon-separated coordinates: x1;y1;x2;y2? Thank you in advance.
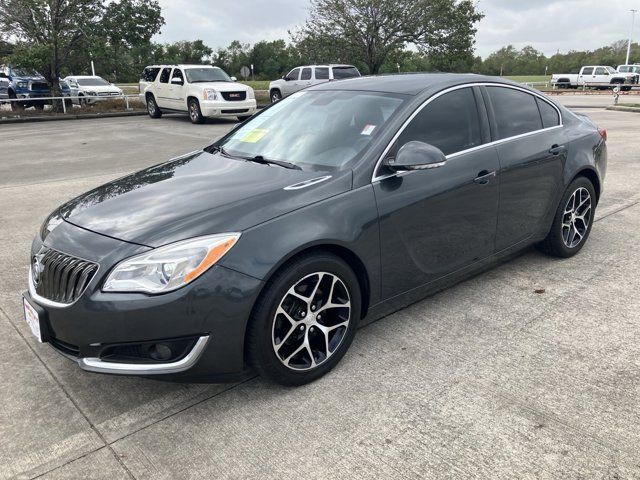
626;9;637;65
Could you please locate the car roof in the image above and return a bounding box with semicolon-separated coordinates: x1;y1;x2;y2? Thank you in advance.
306;73;525;96
67;75;104;79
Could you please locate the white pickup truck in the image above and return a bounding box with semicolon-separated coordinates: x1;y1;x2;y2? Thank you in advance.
551;65;638;91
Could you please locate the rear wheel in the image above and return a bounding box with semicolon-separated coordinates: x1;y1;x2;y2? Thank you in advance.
538;177;596;258
146;95;162;118
247;253;361;386
188;98;205;124
237;115;252;122
8;92;23;112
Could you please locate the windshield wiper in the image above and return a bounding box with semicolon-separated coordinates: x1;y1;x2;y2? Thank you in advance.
244;155;301;170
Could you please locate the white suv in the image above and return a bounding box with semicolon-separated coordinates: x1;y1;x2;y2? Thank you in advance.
268;64;360;102
141;64;257;124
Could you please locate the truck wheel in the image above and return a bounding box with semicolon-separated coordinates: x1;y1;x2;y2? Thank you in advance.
146;95;162;118
34;103;45;111
188;98;205;124
8;92;23;112
270;89;282;103
622;86;632;92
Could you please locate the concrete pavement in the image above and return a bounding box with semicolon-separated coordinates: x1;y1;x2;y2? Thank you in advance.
0;110;639;479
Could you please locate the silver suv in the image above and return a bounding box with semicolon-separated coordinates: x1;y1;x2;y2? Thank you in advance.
268;64;360;102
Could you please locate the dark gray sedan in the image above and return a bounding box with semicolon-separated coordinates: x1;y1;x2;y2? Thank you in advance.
24;74;607;386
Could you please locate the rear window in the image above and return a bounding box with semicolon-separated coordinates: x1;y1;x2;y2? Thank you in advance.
487;87;543;140
536;98;560;129
315;67;329;80
332;67;360;79
141;67;160;82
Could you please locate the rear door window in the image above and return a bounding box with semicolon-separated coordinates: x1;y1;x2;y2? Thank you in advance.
581;67;594;75
301;68;312;80
536;98;560;128
486;87;543;140
394;87;483;156
159;68;171;83
314;67;329;80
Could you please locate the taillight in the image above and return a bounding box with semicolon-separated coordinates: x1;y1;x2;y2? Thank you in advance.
598;127;607;142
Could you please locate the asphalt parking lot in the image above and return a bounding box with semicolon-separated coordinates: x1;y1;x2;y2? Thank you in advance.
1;98;640;479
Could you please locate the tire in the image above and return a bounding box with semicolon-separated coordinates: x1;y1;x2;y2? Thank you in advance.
188;98;205;124
270;89;282;103
237;115;252;122
34;103;44;111
622;86;632;92
246;252;361;386
537;177;596;258
146;95;162;118
8;92;23;112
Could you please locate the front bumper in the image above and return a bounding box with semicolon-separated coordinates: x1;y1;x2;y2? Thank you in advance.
200;99;257;118
27;221;264;380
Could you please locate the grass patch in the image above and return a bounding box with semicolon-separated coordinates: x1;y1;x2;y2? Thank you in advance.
504;75;551;84
239;80;270;91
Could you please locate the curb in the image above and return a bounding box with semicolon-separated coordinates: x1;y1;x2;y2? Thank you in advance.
606;105;640;113
0;110;147;124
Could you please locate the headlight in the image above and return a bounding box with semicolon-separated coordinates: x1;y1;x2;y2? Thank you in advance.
103;233;240;294
247;88;255;100
17;81;27;88
203;88;218;100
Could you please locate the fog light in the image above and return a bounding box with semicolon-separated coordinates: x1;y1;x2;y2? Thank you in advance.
149;343;172;361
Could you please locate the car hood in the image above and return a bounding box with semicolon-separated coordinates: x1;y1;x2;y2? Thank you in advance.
195;82;250;92
80;85;121;93
57;150;352;247
14;75;45;82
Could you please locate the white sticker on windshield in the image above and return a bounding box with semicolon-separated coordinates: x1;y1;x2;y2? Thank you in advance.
361;124;376;136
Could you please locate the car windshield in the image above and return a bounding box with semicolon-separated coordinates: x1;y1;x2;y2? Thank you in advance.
11;68;40;77
606;67;617;74
332;67;360;79
215;90;406;171
77;77;110;86
185;67;231;83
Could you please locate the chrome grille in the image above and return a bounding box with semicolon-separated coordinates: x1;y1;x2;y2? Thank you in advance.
221;91;246;101
31;247;98;304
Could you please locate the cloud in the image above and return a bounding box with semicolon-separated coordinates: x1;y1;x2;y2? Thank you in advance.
153;0;640;58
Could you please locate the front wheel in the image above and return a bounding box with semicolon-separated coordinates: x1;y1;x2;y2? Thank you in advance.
237;115;252;122
270;89;282;103
188;98;205;124
247;253;361;386
537;177;596;258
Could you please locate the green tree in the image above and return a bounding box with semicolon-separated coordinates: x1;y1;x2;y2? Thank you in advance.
158;40;213;65
297;0;483;74
0;0;103;108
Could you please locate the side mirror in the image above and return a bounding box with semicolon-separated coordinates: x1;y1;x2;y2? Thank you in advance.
230;76;237;82
170;77;183;85
384;141;447;172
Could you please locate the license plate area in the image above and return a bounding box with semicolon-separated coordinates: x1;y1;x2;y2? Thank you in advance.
23;297;43;342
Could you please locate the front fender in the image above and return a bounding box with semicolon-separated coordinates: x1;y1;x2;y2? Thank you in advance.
219;185;382;306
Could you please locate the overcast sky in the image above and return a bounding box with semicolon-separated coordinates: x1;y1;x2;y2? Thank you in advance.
154;0;640;58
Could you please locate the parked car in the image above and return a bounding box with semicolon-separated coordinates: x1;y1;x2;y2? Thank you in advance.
24;74;606;386
0;65;70;110
551;65;638;90
268;64;361;102
616;64;640;77
140;64;256;124
63;75;123;105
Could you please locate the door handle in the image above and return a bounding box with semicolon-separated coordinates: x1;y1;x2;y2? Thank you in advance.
549;144;567;155
474;170;496;185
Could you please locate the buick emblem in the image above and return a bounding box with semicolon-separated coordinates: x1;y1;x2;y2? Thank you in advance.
32;253;45;287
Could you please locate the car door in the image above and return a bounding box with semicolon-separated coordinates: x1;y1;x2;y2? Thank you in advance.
592;66;610;86
155;67;172;108
578;67;594;86
294;67;313;91
373;86;500;298
281;68;300;97
166;68;186;109
482;86;565;251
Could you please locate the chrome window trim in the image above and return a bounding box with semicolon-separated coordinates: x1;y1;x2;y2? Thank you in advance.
371;82;563;183
78;335;210;375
